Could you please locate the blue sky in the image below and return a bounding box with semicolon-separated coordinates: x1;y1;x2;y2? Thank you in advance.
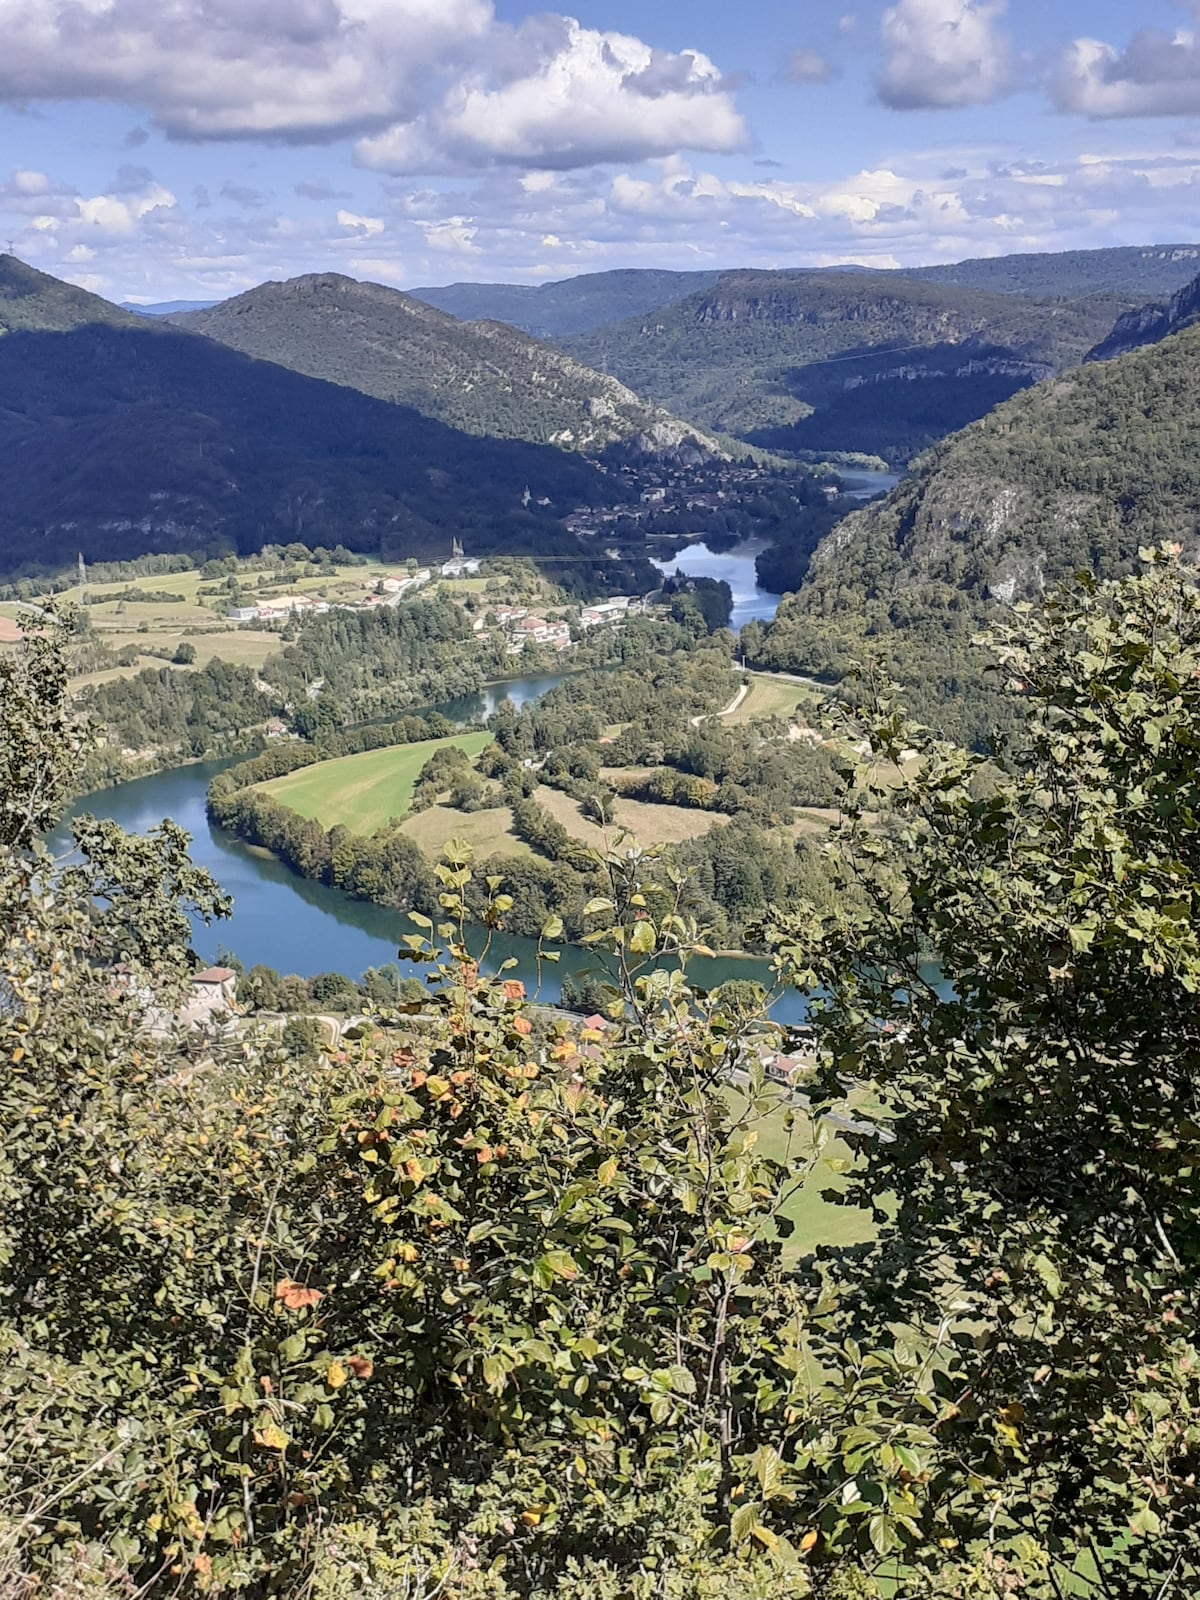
2;0;1198;301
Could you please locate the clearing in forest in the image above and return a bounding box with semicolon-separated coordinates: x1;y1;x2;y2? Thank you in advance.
257;732;493;833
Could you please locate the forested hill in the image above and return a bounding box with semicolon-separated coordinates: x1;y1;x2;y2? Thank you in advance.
753;321;1200;746
1086;267;1200;362
411;247;1200;339
0;319;621;579
0;253;143;334
562;270;1124;462
410;268;722;338
171;274;718;459
900;242;1200;300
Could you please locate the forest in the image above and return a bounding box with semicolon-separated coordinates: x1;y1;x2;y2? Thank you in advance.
5;559;1200;1598
753;319;1200;748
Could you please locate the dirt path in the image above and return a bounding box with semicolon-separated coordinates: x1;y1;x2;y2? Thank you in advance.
690;681;749;728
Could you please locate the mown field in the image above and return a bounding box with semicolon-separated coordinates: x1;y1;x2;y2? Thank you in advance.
401;803;533;861
533;784;720;849
257;733;494;833
725;671;820;727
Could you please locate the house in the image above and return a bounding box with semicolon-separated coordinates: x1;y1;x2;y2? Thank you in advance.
514;616;570;648
763;1052;809;1088
580;597;635;628
255;595;329;621
178;967;240;1029
380;569;432;597
227;605;260;623
440;557;481;578
493;606;528;627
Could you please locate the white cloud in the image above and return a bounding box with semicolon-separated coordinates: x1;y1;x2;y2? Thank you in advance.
337;209;385;236
781;49;839;87
0;1;745;176
8;139;1200;304
355;19;746;174
877;0;1013;110
1054;26;1200;118
0;0;491;141
76;181;175;237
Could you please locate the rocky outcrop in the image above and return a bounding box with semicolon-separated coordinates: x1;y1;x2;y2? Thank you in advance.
1087;270;1200;362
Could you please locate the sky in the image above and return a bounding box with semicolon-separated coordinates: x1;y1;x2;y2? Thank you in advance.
2;0;1200;302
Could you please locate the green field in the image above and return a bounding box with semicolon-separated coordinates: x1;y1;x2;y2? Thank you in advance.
726;672;820;727
258;733;493;833
727;1085;877;1258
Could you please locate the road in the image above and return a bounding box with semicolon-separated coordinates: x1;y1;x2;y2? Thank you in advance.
690;681;749;728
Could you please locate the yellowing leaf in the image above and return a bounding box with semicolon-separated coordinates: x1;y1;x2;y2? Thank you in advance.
252;1423;290;1451
800;1531;819;1555
597;1157;619;1185
326;1360;348;1389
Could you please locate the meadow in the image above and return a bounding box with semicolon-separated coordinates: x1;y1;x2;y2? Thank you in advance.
258;732;494;833
725;671;821;726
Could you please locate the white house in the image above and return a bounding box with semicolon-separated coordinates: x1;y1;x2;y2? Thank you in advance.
440;557;481;578
580;597;636;628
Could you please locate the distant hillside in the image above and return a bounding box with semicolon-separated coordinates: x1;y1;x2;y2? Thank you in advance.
901;243;1200;301
412;248;1200;339
0;318;626;581
124;299;218;317
410;269;721;338
1;254;143;335
753;322;1200;746
171;274;717;459
1086;268;1200;362
563;270;1124;463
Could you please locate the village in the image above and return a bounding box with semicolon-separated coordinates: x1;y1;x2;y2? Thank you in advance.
224;545;651;657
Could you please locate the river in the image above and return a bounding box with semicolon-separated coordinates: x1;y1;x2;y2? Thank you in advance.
652;467;900;631
56;489;904;1023
55;754;814;1023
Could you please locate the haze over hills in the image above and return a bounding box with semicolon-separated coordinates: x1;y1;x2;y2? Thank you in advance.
754;312;1200;746
410;269;722;339
1086;266;1200;363
561;270;1125;462
170;274;719;459
123;299;219;317
0;261;626;581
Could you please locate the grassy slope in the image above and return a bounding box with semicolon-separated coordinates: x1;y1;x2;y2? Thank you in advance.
258;733;494;833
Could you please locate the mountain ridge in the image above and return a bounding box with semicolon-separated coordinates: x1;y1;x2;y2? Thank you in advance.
1086;268;1200;362
170;273;721;459
561;269;1125;460
408;245;1200;341
753;319;1200;745
0;261;631;582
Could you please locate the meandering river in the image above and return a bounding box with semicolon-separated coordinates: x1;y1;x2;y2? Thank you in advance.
56;481;903;1023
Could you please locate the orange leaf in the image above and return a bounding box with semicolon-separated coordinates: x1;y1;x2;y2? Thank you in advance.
347;1355;374;1380
274;1278;323;1311
512;1016;533;1037
503;980;526;1001
800;1531;819;1555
